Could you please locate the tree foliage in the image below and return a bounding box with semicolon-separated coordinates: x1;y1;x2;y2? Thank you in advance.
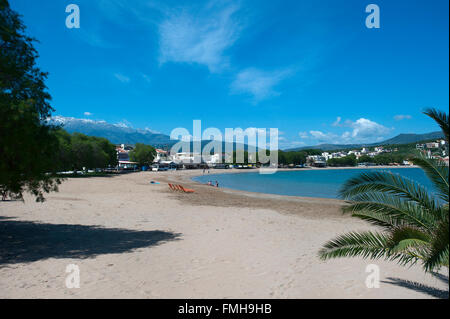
319;108;449;272
357;155;373;163
278;150;317;165
53;130;117;171
129;143;156;167
327;154;357;167
0;1;61;201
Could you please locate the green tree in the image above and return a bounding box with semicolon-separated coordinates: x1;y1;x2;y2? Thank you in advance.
54;131;118;171
129;143;156;167
327;154;357;167
358;155;373;163
0;1;61;201
319;108;449;272
278;151;307;165
53;129;74;171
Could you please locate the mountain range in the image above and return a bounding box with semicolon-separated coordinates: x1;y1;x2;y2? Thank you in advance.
286;131;444;152
48;116;444;151
49;116;174;147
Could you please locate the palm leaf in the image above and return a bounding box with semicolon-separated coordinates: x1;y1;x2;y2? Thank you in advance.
424;218;450;271
343;192;437;230
350;210;409;228
388;226;430;258
411;154;449;203
320;231;394;260
340;170;439;214
423;108;449;143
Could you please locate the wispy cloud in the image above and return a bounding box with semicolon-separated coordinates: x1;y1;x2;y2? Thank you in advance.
394;114;412;121
279;140;306;149
114;73;131;83
83;112;93;116
309;130;338;142
158;2;242;72
141;74;151;84
298;131;309;139
74;28;114;49
230;68;292;102
332;116;342;127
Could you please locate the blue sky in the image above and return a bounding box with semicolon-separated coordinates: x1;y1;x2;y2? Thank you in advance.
10;0;449;148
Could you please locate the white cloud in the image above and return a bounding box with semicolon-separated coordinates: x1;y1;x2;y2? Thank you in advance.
394;114;412;121
114;73;130;83
306;118;391;144
350;118;391;141
83;112;93;116
230;68;291;102
158;2;241;72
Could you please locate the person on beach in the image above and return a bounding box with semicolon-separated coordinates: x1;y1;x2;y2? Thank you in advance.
215;181;219;188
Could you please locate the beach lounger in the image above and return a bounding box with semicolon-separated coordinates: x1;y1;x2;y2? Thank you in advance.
168;183;194;193
172;184;183;192
178;185;195;193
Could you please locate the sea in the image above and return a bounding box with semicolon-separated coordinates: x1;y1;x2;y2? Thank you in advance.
192;167;434;199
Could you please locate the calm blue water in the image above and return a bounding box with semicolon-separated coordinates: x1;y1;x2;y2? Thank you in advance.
192;168;433;199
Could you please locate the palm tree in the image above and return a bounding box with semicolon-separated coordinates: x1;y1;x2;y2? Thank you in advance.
319;108;449;272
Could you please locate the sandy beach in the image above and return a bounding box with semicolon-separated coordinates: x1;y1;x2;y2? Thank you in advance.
0;169;448;299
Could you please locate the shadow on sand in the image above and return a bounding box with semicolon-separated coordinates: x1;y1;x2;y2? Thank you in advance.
0;217;180;266
382;273;449;299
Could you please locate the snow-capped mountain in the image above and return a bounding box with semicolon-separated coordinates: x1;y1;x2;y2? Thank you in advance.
48;116;173;146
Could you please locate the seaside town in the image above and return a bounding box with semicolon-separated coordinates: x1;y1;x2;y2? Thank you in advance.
113;138;449;171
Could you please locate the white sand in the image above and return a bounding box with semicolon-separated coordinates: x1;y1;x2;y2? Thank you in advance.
0;170;447;298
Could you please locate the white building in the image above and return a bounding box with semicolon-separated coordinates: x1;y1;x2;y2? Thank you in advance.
426;142;439;149
154;149;170;162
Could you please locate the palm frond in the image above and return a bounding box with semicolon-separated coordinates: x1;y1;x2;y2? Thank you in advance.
423;108;449;143
388;226;430;257
411;154;449;203
339;170;439;213
424;218;450;272
350;210;409;228
343;192;437;230
320;231;397;260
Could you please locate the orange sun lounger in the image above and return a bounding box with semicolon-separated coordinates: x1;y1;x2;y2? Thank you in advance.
168;183;194;193
179;185;195;193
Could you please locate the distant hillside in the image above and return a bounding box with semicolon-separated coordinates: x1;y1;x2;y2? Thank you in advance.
285;131;444;152
47;116;249;151
48;116;174;147
377;132;444;145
